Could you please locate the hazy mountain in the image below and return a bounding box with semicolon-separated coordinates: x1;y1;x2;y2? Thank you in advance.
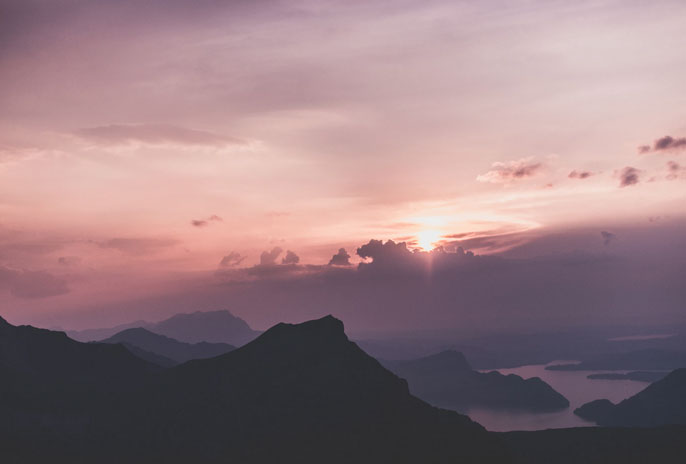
586;371;667;382
100;328;235;365
383;351;568;412
149;310;259;345
574;368;686;426
546;349;686;372
112;342;177;368
68;310;260;346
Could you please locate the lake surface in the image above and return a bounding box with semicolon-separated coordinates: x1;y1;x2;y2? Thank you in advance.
465;361;649;431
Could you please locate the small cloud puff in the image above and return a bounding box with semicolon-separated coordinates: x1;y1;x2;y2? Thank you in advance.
638;135;686;153
601;231;616;246
568;170;594;179
477;157;543;184
219;251;246;267
191;215;223;228
260;247;283;266
329;248;352;266
618;167;641;187
281;250;300;265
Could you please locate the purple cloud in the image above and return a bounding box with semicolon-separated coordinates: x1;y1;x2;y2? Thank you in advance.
600;231;616;246
259;247;283;266
477;158;543;183
329;248;352;266
191;215;223;228
568;170;594;179
281;250;300;265
219;251;246;268
639;135;686;153
618;166;641;187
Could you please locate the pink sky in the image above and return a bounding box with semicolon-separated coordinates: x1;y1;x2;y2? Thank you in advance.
1;0;685;330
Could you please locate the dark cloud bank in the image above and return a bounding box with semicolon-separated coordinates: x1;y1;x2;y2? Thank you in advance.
94;222;686;333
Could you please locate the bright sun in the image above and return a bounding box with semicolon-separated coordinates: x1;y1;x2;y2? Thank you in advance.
415;229;442;251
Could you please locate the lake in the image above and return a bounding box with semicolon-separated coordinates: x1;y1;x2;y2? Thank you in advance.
464;361;649;431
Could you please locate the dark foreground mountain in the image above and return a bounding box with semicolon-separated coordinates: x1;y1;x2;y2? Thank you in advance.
502;426;686;463
100;327;235;365
68;309;260;346
383;350;569;412
573;368;686;427
1;315;507;463
0;315;157;432
5;314;686;463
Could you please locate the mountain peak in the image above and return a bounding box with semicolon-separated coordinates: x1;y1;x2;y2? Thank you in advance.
259;315;346;344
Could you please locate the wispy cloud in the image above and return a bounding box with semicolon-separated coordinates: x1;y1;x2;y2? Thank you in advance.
477;158;543;184
75;124;244;148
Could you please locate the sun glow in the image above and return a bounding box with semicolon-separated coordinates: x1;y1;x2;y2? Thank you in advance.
415;229;442;251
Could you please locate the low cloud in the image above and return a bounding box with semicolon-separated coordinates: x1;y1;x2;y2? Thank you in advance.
329;248;352;266
639;135;686;153
0;266;69;299
57;256;82;266
477;157;543;183
75;124;244;148
601;231;616;246
618;166;641;187
281;250;300;265
191;215;223;228
666;161;685;180
219;251;246;268
259;247;283;266
97;237;177;255
568;170;594;179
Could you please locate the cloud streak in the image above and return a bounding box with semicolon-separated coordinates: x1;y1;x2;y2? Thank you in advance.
75;124;244;148
639;135;686;153
477;158;543;183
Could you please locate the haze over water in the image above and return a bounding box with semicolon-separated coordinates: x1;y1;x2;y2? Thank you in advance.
469;362;649;431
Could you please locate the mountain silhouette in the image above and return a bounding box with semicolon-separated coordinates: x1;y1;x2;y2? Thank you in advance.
574;368;686;426
0;315;155;383
100;327;235;365
1;315;508;463
68;309;259;346
0;315;157;437
383;350;569;412
115;316;508;463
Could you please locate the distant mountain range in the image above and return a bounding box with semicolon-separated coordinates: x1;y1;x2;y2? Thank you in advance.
546;349;686;372
586;371;668;382
100;327;235;365
68;309;260;346
574;368;686;427
383;351;569;412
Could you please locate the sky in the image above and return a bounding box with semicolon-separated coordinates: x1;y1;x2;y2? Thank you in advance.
0;0;685;331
